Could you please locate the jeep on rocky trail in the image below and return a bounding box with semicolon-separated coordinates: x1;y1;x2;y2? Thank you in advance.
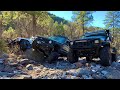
68;30;117;66
7;37;36;52
32;35;70;63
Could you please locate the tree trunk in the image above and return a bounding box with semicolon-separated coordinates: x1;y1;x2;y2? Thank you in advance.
112;14;115;42
32;14;36;36
0;17;2;38
70;26;73;40
82;24;85;34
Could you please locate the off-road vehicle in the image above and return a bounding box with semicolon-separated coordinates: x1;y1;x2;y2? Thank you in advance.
7;37;36;51
68;30;117;66
32;35;70;63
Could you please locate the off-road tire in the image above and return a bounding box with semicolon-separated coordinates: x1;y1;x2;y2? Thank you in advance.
47;52;59;63
99;46;112;66
112;53;117;62
19;40;31;51
32;38;39;50
67;49;78;63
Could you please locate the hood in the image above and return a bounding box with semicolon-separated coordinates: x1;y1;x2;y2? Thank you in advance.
75;38;101;42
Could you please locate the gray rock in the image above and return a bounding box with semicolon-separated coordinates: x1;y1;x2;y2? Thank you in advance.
9;63;18;67
74;62;83;68
79;60;87;64
79;68;91;75
25;49;45;62
0;64;4;71
0;53;9;59
96;64;101;69
111;62;120;70
91;64;101;70
92;74;103;79
13;70;23;74
111;62;120;67
3;65;14;73
19;59;30;65
91;69;96;73
82;75;89;79
71;64;76;69
61;72;67;79
0;59;5;64
90;62;97;67
105;70;120;79
101;70;108;75
0;76;11;79
70;76;78;79
0;71;14;77
66;69;79;76
82;75;93;79
17;75;32;79
52;75;58;79
26;64;33;70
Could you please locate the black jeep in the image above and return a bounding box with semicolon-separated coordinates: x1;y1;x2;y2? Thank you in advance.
68;30;117;66
32;35;70;63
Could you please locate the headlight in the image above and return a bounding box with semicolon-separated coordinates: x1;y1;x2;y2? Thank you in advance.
94;40;99;43
70;42;73;45
49;40;52;44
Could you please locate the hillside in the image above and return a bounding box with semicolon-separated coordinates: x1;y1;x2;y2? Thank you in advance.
48;12;69;24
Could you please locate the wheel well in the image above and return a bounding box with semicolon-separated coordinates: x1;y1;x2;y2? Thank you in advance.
53;44;60;52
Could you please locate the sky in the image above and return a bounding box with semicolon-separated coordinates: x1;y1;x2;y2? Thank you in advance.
49;11;107;28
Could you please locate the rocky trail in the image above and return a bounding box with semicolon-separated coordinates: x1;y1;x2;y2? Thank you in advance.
0;50;120;79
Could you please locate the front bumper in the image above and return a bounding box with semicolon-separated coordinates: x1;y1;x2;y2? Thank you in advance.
71;45;100;57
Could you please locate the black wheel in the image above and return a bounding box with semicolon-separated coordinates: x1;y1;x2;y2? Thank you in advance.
32;38;39;50
19;39;31;51
99;46;112;66
86;57;92;62
67;49;78;63
47;52;59;63
112;53;117;62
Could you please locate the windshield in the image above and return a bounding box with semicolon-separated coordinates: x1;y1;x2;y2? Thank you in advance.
49;36;66;44
81;35;106;41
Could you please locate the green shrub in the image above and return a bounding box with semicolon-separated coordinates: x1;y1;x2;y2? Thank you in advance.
0;39;8;53
2;27;18;39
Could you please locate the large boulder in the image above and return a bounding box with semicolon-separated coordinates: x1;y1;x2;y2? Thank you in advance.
18;59;30;65
0;71;15;77
0;64;4;71
15;75;32;79
26;64;33;70
24;49;45;62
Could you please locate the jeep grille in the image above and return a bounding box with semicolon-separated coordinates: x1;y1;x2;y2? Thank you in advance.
74;40;93;47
